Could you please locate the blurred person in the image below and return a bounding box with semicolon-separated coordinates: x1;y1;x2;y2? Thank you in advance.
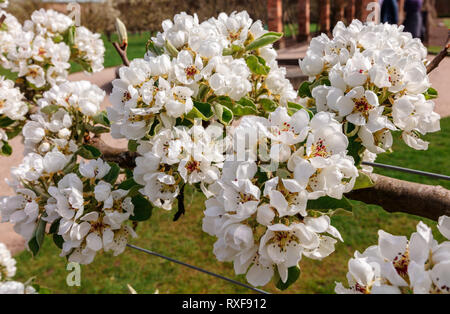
403;0;423;38
381;0;399;24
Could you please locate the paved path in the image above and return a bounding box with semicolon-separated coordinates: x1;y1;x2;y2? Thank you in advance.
0;52;449;255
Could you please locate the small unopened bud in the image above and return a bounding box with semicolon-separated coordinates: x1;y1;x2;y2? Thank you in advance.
164;40;179;58
58;128;71;139
115;18;128;49
39;142;50;153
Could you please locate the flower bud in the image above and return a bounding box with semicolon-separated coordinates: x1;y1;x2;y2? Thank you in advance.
115;18;128;48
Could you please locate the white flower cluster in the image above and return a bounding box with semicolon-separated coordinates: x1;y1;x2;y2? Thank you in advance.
0;242;36;294
0;9;104;89
108;11;296;141
134;122;225;210
49;159;136;264
1;150;70;240
1;80;106;248
336;216;450;294
300;20;440;156
0;76;28;121
73;26;105;73
202;107;357;286
1;156;137;264
0;0;8;9
0;76;28;149
22;80;105;155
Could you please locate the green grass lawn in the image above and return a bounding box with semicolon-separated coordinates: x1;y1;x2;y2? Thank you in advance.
12;117;450;294
70;32;153;73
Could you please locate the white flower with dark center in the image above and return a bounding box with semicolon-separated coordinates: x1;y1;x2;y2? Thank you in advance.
173;50;204;85
337;219;450;294
24;65;46;88
259;223;313;283
79;158;111;180
139;171;179;210
214;11;253;46
358;126;393;154
267;107;310;162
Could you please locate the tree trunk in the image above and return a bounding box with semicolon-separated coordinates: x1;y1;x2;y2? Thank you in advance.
346;173;450;221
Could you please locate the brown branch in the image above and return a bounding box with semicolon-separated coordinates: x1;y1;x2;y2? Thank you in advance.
89;137;137;169
427;32;450;74
346;173;450;221
113;42;130;67
89;135;450;220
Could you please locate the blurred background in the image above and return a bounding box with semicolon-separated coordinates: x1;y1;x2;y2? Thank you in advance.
0;0;449;294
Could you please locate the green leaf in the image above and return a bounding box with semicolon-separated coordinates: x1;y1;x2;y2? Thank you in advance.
194;101;214;119
310;76;331;90
307;196;353;212
28;218;46;257
1;141;12;156
130;194;152;221
197;84;210;101
126;184;143;198
275;266;301;290
347;137;364;166
214;96;234;108
6;126;23;140
353;171;375;190
237;97;257;109
53;234;64;249
103;162;120;184
186;101;214;121
49;219;60;234
287;101;314;118
214;104;234;125
173;184;185;221
40;105;60;115
77;144;101;160
62;158;78;175
0;115;15;128
164;40;179;58
146;40;164;56
259;98;278;113
32;284;52;294
245;55;270;75
297;81;313;98
424;87;438;100
231;97;258;116
118;178;141;190
128;140;138;152
93;111;110;127
86;124;110;134
63;25;76;46
125;168;133;179
245;32;283;51
149;118;160;136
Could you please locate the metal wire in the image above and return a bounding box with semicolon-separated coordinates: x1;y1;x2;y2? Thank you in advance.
362;162;450;181
126;244;270;294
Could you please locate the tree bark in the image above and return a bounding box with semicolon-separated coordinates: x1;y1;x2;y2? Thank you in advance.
89;137;137;169
426;32;449;74
346;173;450;221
